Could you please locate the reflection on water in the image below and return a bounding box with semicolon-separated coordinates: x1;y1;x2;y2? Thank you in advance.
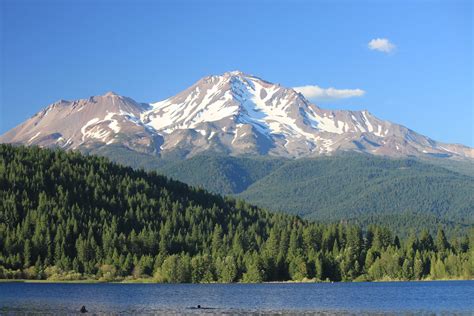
0;281;473;315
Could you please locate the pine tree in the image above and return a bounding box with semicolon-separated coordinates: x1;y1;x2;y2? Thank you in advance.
435;227;450;253
23;240;32;268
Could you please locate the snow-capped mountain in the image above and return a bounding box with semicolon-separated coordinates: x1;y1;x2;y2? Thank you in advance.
0;92;162;154
1;71;473;159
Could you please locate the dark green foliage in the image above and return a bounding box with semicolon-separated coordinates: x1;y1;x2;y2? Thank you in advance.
89;147;285;195
89;146;473;237
86;144;169;171
424;157;474;177
159;154;285;194
0;145;472;282
238;155;474;235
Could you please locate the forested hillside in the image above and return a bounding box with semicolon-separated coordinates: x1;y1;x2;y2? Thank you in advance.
159;154;285;194
86;145;285;194
239;155;474;225
0;145;472;282
99;149;473;236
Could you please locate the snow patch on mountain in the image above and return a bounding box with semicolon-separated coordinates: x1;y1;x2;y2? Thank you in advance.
81;118;101;141
28;132;41;143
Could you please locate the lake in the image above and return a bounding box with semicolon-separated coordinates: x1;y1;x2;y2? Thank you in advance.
0;281;473;314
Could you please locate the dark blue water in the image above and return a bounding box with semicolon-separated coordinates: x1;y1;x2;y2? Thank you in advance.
0;281;473;315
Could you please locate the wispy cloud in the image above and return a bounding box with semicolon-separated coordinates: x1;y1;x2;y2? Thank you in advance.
293;85;366;101
368;38;396;53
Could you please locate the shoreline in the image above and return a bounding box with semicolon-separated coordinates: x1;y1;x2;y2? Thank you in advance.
0;278;471;284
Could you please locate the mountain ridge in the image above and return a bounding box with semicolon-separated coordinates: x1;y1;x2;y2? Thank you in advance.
1;71;472;160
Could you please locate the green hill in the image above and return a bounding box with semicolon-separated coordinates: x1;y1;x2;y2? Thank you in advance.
1;144;471;282
159;154;285;194
87;145;285;194
238;155;474;224
86;146;474;236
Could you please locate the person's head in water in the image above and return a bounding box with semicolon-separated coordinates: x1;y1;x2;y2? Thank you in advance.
80;306;87;313
197;305;201;309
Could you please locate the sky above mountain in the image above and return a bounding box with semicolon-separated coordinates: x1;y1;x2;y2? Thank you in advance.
1;0;472;146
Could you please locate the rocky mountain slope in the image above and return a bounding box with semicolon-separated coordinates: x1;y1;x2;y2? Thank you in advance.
1;71;472;159
0;92;161;154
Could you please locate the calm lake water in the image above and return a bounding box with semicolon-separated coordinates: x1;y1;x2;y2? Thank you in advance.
0;281;473;315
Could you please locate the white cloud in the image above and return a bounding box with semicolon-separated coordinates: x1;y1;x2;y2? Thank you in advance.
293;85;366;101
368;38;396;53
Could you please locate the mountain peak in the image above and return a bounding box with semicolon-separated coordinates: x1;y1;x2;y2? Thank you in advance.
222;70;253;78
138;72;473;158
200;70;255;83
225;70;245;76
104;91;119;97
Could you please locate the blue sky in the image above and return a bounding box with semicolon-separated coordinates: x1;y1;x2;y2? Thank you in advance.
1;0;472;146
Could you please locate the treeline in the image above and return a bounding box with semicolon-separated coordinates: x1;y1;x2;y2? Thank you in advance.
0;145;472;282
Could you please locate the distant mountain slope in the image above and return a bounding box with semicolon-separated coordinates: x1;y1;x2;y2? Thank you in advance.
1;71;472;159
87;147;284;195
238;155;474;224
422;158;474;178
159;154;285;194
